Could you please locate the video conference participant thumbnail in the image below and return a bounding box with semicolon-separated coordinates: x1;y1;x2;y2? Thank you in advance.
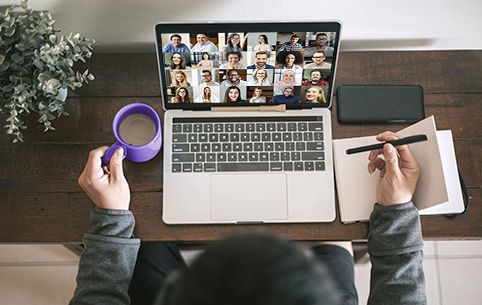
162;34;191;52
164;52;191;70
191;33;218;52
272;86;300;104
220;69;247;87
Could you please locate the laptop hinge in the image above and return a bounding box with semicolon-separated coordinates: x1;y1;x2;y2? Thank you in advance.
211;104;286;112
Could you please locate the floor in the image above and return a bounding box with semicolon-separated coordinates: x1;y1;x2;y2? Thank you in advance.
0;240;480;304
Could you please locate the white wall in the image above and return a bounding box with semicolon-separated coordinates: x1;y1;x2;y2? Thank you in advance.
2;0;481;52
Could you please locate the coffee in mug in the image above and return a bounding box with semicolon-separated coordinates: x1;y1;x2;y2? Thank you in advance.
102;103;162;166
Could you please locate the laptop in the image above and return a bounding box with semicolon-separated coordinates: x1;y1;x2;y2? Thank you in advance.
155;21;342;224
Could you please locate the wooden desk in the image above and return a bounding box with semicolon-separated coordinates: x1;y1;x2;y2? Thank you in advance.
0;51;480;243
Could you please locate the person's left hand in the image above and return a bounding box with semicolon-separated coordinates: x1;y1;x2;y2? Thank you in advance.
78;146;130;210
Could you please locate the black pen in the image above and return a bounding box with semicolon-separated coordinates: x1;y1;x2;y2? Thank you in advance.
346;134;428;155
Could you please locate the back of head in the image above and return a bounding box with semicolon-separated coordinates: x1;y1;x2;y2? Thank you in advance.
156;233;341;305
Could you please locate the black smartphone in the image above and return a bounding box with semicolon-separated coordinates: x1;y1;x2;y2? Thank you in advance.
337;85;425;123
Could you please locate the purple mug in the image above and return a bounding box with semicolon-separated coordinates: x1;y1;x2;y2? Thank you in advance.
102;103;162;166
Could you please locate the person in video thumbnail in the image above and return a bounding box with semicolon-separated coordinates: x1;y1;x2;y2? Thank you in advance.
219;51;245;69
199;70;219;87
275;70;297;86
220;69;246;87
221;33;243;52
305;32;334;57
162;34;190;52
195;86;219;103
191;33;218;52
278;34;303;51
303;86;327;103
276;51;303;70
247;69;271;86
249;87;267;103
254;34;273;51
247;51;275;69
172;87;191;103
302;70;329;86
223;86;245;103
196;53;213;68
273;86;300;103
169;52;189;70
304;51;332;69
170;70;190;87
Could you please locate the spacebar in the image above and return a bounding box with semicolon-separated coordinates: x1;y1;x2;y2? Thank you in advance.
217;163;269;172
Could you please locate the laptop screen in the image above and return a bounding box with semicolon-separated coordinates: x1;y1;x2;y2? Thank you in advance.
155;22;341;110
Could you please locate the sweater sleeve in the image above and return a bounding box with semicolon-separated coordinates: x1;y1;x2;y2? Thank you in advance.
69;207;141;305
367;202;427;305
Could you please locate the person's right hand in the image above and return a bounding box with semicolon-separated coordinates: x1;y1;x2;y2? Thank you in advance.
78;146;131;210
367;132;421;206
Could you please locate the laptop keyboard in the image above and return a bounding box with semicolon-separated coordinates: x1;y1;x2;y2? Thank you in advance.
170;116;325;173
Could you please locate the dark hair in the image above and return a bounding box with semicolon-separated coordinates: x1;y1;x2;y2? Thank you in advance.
312;51;326;57
276;51;304;67
170;52;186;69
225;51;242;60
202;53;211;60
222;86;243;103
316;33;328;38
290;34;299;39
175;87;190;103
310;69;323;77
170;34;182;41
201;70;212;76
226;33;241;48
255;51;269;58
227;69;240;77
156;234;341;305
259;34;269;44
197;33;209;37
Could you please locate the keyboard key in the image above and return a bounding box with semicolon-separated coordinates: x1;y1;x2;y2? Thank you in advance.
202;143;211;152
293;133;302;141
277;123;286;131
233;143;242;151
286;142;295;151
305;161;314;171
275;143;285;151
183;163;193;172
302;152;325;161
225;123;234;132
296;142;306;150
173;124;182;133
241;133;250;141
314;132;324;141
172;154;194;162
212;143;221;152
303;132;313;141
193;124;203;132
204;124;213;132
228;153;237;161
246;123;255;132
256;123;266;132
281;152;290;161
238;153;248;162
196;153;205;162
272;133;282;141
262;133;271;141
264;143;274;151
307;142;324;151
249;153;258;161
207;153;216;161
230;133;240;142
283;162;293;171
172;144;189;152
190;144;200;152
173;134;187;142
260;153;269;162
235;124;245;132
220;134;229;142
251;133;261;142
283;133;292;141
315;162;325;171
209;133;219;142
270;152;280;161
172;164;181;172
270;162;282;171
294;162;304;171
291;152;301;161
199;134;208;142
254;143;263;151
309;122;323;131
204;163;216;172
217;153;226;162
267;123;276;131
214;124;223;132
298;123;307;131
243;143;253;151
183;124;192;133
218;163;269;172
193;163;203;172
222;143;232;152
288;123;297;131
188;134;198;142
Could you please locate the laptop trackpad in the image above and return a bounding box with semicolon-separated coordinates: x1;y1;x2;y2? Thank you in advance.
210;174;288;221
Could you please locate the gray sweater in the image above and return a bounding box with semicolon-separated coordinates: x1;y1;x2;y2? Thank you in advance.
69;202;426;305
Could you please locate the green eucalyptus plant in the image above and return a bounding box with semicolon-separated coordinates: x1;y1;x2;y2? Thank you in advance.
0;0;96;143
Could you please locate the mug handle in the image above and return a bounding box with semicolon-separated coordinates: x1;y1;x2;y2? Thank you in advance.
101;141;127;167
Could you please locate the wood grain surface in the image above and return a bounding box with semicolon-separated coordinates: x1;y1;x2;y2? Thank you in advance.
0;51;480;242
